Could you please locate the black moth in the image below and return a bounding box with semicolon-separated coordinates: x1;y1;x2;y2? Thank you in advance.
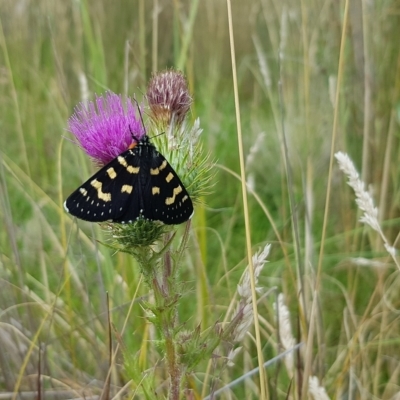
64;135;193;225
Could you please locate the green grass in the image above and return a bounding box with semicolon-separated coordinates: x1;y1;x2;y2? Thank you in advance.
1;0;400;398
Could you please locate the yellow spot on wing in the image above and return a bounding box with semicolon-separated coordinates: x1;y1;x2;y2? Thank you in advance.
127;165;139;174
118;156;139;174
121;184;133;194
107;167;117;179
91;179;111;202
118;156;127;167
165;185;182;205
79;188;88;196
152;186;160;195
151;160;168;175
166;172;174;182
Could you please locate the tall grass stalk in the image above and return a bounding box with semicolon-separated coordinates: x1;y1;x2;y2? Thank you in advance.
309;2;350;398
360;0;372;185
151;0;159;72
0;18;29;176
226;0;267;398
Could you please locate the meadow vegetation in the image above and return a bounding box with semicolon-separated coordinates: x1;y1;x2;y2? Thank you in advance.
0;0;399;398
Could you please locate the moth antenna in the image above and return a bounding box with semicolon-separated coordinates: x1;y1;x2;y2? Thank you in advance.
132;94;165;141
132;95;147;135
128;124;140;142
152;131;166;139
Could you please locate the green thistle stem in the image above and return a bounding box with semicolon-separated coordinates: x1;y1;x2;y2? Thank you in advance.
148;221;192;398
163;310;181;400
153;261;181;399
163;233;173;285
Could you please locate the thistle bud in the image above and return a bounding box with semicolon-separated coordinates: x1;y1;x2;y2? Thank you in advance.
146;70;192;127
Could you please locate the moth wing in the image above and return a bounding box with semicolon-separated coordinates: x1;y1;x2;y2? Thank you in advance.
64;150;142;223
143;154;194;225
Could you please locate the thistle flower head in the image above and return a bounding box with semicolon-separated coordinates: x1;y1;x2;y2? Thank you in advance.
68;92;145;165
146;70;192;127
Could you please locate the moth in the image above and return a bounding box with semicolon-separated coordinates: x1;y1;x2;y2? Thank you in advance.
64;135;193;225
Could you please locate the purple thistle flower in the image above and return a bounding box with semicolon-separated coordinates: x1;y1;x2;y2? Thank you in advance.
68;92;145;165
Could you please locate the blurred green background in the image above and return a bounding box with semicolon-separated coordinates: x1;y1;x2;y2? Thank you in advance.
1;0;400;398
